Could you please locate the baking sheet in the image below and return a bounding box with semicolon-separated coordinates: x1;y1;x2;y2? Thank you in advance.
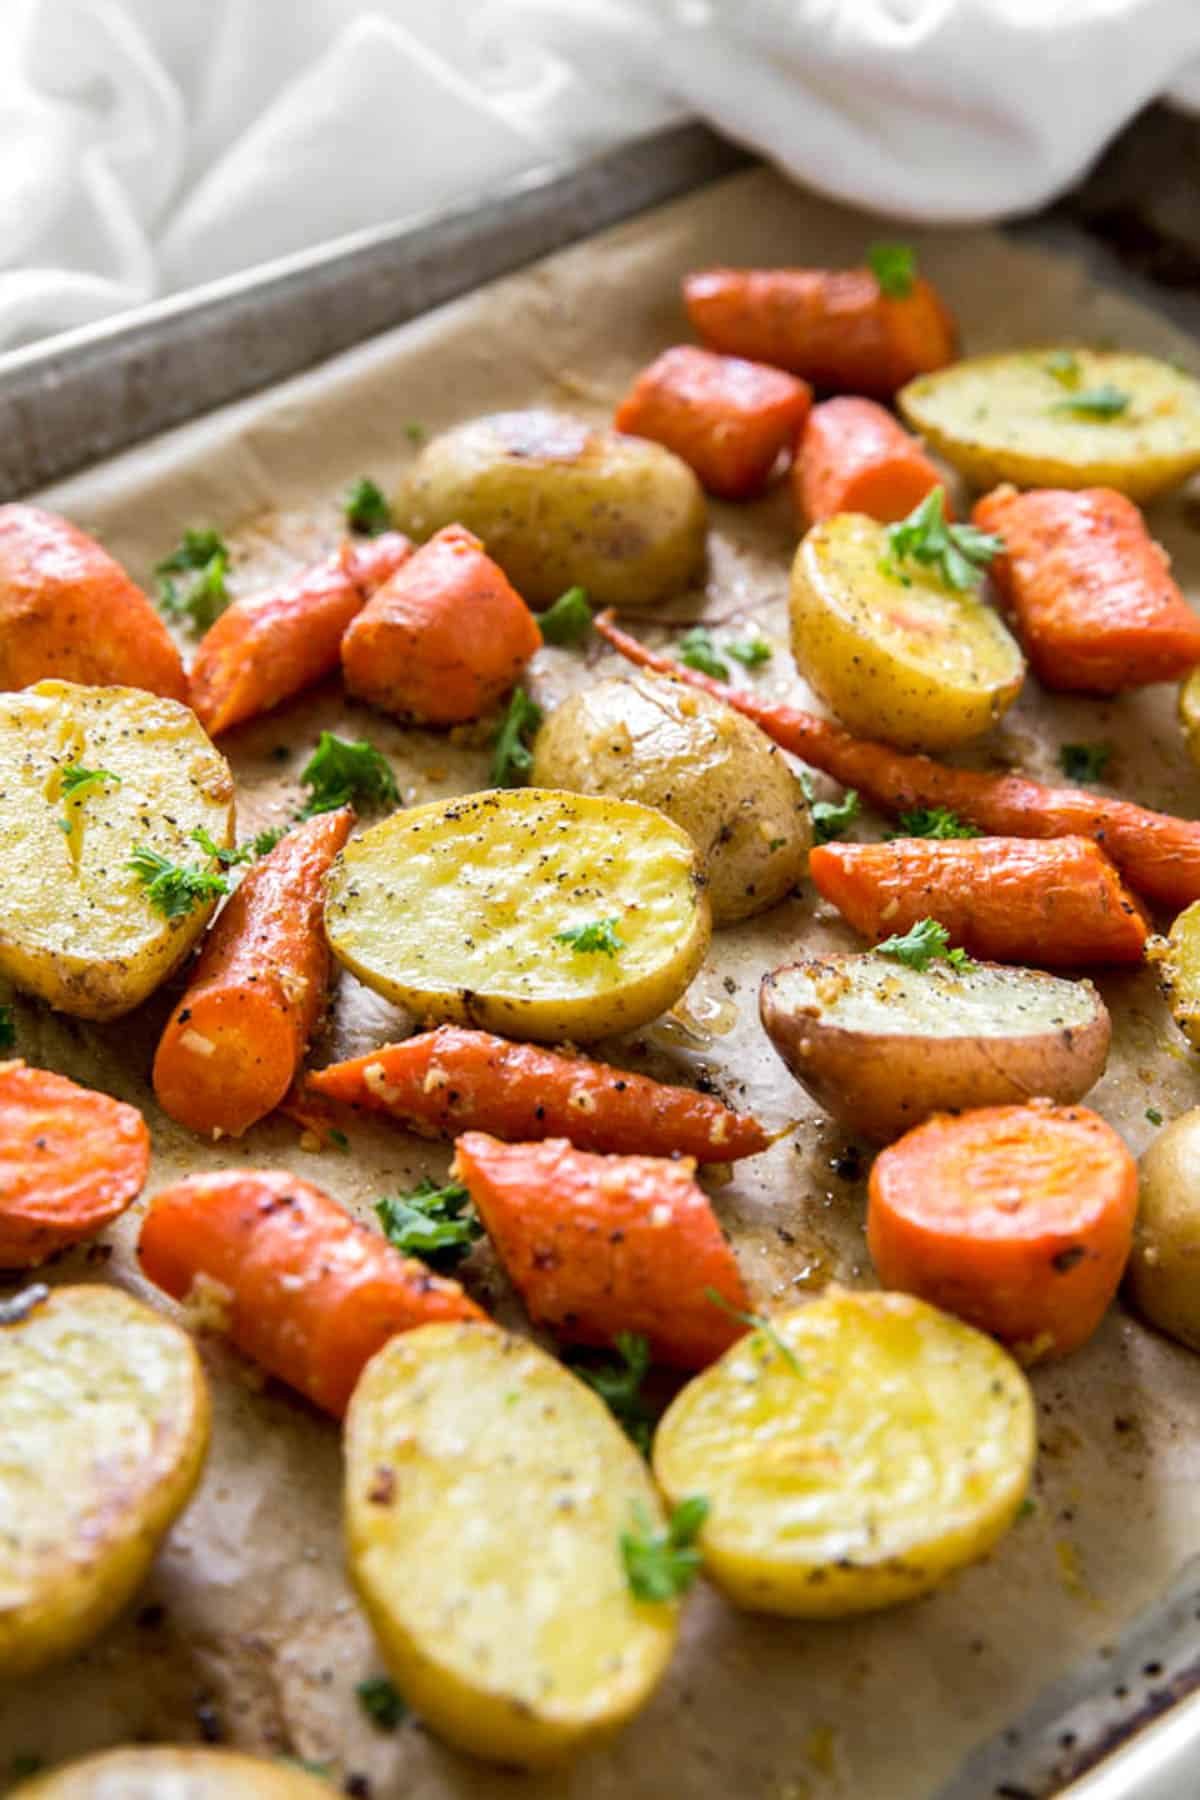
4;164;1200;1798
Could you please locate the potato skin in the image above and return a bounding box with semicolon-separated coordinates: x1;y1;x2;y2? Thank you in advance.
14;1747;332;1798
531;673;810;923
392;410;707;608
760;954;1111;1143
1128;1109;1200;1353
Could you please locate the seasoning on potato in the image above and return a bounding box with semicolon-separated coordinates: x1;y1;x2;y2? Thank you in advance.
12;1748;335;1798
1128;1107;1200;1353
1148;899;1200;1050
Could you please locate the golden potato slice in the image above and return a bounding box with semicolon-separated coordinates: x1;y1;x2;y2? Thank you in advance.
345;1321;680;1766
1179;664;1200;770
899;349;1200;501
14;1747;332;1798
325;788;710;1042
653;1288;1034;1617
0;680;234;1019
392;409;707;607
760;953;1110;1142
0;1284;210;1676
789;514;1025;750
1148;901;1200;1050
1129;1108;1200;1353
531;673;810;924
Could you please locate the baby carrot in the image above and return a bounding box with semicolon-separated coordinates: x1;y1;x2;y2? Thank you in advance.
868;1100;1137;1360
307;1025;769;1160
683;266;957;397
152;808;354;1138
188;533;411;735
614;345;812;499
0;504;187;700
594;611;1200;910
0;1059;149;1266
138;1168;485;1415
810;836;1148;966
795;396;946;525
341;524;542;725
973;486;1200;693
453;1132;749;1369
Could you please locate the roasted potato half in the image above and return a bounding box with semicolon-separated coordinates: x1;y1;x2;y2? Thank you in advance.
761;953;1111;1142
325;788;710;1042
790;514;1025;750
0;680;234;1019
345;1322;681;1766
653;1289;1035;1617
1179;665;1200;771
899;349;1200;502
531;673;810;924
1149;902;1200;1050
1128;1107;1200;1353
392;409;707;607
0;1284;210;1677
14;1747;332;1798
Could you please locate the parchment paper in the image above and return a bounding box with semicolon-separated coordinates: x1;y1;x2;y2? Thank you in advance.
4;166;1200;1800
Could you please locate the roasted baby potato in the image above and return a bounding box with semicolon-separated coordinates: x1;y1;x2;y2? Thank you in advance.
899;349;1200;502
0;680;234;1019
14;1747;333;1798
761;953;1111;1142
789;514;1025;749
325;788;710;1042
1128;1108;1200;1353
345;1321;681;1766
531;673;811;923
653;1288;1034;1617
392;410;707;607
1149;902;1200;1050
0;1284;210;1676
1179;664;1200;770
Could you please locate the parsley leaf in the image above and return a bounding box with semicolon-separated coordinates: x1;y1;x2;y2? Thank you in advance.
344;476;392;537
677;626;728;680
705;1286;804;1374
873;917;973;972
572;1332;655;1456
356;1675;407;1732
300;732;399;817
374;1179;481;1270
726;636;772;668
1052;384;1130;419
128;846;228;919
893;806;980;840
620;1496;709;1603
60;763;121;800
0;1005;14;1050
191;824;285;868
868;241;916;298
1146;1107;1164;1127
882;487;1004;592
1043;350;1082;389
405;422;426;446
537;585;592;645
490;687;543;788
155;528;231;631
798;770;859;844
1058;741;1112;784
554;917;624;957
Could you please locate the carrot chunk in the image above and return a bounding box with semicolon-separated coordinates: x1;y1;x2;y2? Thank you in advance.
453;1133;749;1368
307;1025;768;1160
973;486;1200;693
138;1168;484;1415
153;808;354;1138
868;1100;1136;1360
188;533;411;735
0;504;187;700
683;267;957;397
341;524;542;725
614;345;811;499
810;836;1148;967
795;396;945;525
0;1059;149;1266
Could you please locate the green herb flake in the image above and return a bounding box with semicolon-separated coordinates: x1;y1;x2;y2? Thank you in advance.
874;916;955;972
799;770;859;844
867;241;917;299
726;636;772;669
405;422;427;446
8;1753;43;1781
127;846;228;919
537;585;593;645
1052;384;1130;419
300;732;399;817
893;805;980;840
553;917;624;958
190;824;285;869
1017;1496;1037;1521
705;1286;804;1375
374;1179;481;1270
356;1674;408;1732
344;476;392;537
767;837;786;852
1058;741;1113;784
882;487;1005;593
328;1127;350;1151
1146;1107;1164;1127
676;626;728;681
60;763;121;801
155;527;231;632
620;1495;709;1603
572;1332;655;1456
1043;350;1082;389
277;1760;333;1782
0;1005;14;1050
490;687;543;788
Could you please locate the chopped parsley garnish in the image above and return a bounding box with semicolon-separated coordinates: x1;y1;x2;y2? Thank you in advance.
0;1005;14;1049
620;1496;709;1602
572;1332;655;1455
676;625;728;681
1052;384;1130;419
490;687;543;788
1058;741;1112;784
191;824;285;867
1146;1107;1164;1127
328;1127;350;1151
128;845;228;918
344;476;392;536
882;487;1004;592
405;422;426;446
355;1675;408;1732
1044;350;1082;388
799;770;859;844
705;1286;804;1374
553;917;624;957
300;732;399;817
155;528;231;631
874;917;971;972
537;585;592;645
726;636;772;668
868;241;917;299
893;805;980;840
1016;1496;1037;1521
374;1179;481;1269
60;763;121;800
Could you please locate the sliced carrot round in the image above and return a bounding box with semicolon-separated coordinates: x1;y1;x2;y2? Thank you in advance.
0;1059;149;1265
867;1100;1136;1361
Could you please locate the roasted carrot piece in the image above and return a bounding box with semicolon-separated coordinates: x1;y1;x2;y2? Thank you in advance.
0;504;187;700
810;836;1148;967
153;808;354;1138
795;396;946;525
614;345;812;499
341;524;542;725
683;267;957;397
138;1168;484;1414
188;533;410;736
973;486;1200;693
306;1025;769;1160
594;610;1200;911
0;1059;149;1266
868;1099;1136;1360
453;1132;749;1369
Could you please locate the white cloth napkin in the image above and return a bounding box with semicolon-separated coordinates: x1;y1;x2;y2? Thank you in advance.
3;0;1200;353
